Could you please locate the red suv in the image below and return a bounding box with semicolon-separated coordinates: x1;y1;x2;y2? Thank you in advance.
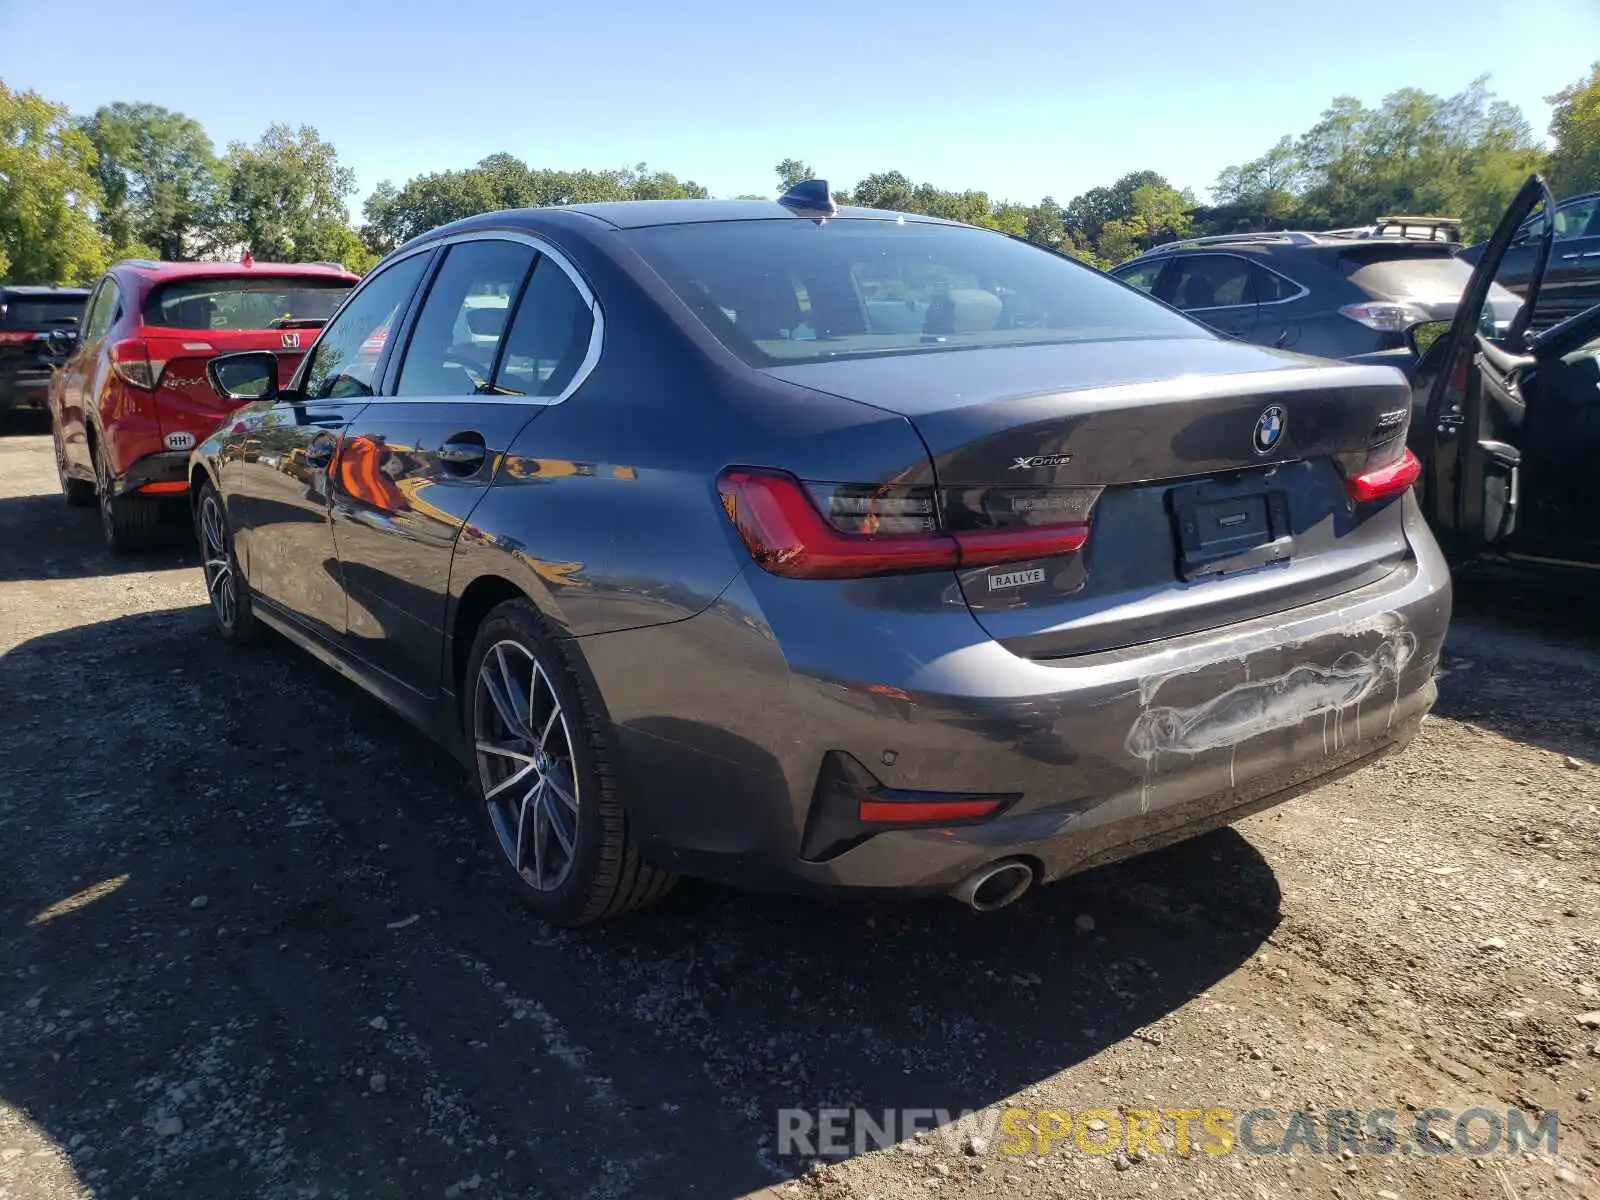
48;257;359;551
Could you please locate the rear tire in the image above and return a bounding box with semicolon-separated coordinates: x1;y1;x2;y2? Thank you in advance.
94;440;161;554
53;413;94;507
465;600;675;926
196;481;258;644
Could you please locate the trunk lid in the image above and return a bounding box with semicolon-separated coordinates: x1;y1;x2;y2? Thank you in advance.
767;337;1417;658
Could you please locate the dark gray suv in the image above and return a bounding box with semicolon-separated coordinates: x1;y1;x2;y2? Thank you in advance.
1113;232;1520;363
188;183;1451;926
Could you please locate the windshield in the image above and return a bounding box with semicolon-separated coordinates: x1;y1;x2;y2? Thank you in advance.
0;295;87;329
142;276;352;332
623;218;1206;366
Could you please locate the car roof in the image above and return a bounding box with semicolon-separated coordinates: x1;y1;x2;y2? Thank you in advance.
109;259;360;283
0;285;91;296
406;199;958;245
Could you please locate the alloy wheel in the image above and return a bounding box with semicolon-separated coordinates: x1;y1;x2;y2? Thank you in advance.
474;640;581;892
200;493;237;631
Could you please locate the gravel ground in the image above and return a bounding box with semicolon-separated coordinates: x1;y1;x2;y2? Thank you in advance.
0;423;1596;1200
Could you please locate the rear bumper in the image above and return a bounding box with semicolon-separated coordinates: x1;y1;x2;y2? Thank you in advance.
0;371;52;408
581;493;1451;896
109;450;191;499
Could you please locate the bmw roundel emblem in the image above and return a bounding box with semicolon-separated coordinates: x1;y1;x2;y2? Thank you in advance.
1252;405;1287;456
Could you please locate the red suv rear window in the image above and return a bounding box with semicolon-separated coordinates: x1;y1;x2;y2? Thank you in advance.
141;276;352;331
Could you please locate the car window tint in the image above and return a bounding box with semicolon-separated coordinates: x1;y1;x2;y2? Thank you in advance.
494;259;595;398
1555;198;1598;242
1253;265;1298;303
396;240;535;397
1115;261;1165;294
623;219;1202;366
302;253;431;400
1169;256;1256;310
82;282;118;339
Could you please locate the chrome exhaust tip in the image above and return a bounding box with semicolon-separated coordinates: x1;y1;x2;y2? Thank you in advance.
951;860;1035;912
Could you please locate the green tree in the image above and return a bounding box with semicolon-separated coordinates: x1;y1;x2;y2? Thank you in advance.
0;83;107;283
216;123;357;261
1096;183;1195;264
774;158;814;191
80;102;219;260
1547;62;1600;194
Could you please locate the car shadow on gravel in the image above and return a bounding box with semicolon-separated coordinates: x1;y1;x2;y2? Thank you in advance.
0;492;196;581
0;608;1282;1199
1435;572;1600;764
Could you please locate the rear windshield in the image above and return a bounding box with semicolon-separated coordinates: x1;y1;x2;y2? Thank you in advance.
1337;249;1478;303
0;294;88;329
142;276;352;331
623;219;1205;365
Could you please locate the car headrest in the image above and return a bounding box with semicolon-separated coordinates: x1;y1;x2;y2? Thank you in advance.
922;288;1003;335
465;306;508;337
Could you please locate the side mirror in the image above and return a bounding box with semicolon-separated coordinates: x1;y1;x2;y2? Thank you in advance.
207;351;279;402
44;328;78;359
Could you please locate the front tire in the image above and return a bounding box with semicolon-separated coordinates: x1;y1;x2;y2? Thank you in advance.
196;482;257;644
465;600;675;926
53;413;94;507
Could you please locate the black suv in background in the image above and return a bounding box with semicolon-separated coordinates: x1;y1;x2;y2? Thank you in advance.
1113;232;1520;363
0;286;89;415
1459;191;1600;330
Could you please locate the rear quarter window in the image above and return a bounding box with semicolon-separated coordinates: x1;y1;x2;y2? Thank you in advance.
624;218;1206;366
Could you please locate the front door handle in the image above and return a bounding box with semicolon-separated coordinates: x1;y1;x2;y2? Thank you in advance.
438;432;487;474
305;432;338;468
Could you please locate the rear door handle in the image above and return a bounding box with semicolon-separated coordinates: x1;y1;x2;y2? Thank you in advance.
438;432;487;474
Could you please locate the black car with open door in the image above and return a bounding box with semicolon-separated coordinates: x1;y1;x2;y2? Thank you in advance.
1418;175;1600;577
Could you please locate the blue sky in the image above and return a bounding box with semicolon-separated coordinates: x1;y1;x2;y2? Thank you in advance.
5;0;1597;216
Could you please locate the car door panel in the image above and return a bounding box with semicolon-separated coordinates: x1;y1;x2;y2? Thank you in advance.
1512;312;1600;564
332;400;541;694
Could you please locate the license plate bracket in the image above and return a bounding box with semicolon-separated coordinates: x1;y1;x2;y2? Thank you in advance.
1168;477;1294;580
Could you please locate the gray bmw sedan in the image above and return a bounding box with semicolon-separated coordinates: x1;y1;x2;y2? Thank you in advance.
190;181;1450;925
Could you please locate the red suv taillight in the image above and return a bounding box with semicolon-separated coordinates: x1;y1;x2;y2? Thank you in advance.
109;338;160;390
716;468;1095;579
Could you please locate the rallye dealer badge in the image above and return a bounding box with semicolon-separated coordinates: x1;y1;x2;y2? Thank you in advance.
988;567;1047;590
164;432;197;451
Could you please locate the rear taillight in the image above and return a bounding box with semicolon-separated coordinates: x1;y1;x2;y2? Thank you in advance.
0;331;34;344
717;468;1095;579
1345;447;1422;503
1338;302;1430;333
110;338;161;390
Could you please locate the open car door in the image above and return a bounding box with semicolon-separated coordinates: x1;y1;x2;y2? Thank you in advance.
1421;175;1556;556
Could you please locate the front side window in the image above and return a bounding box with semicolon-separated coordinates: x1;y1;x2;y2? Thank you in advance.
396;239;534;397
494;258;595;398
142;276;352;331
1555;197;1598;242
1114;260;1166;294
624;218;1204;366
82;281;119;339
301;253;431;401
1168;256;1256;311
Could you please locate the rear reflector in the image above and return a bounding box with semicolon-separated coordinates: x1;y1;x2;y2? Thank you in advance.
718;468;1093;579
1346;447;1422;503
857;797;1004;824
137;480;189;495
110;338;160;391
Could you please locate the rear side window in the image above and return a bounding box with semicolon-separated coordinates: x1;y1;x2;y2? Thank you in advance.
1168;256;1256;310
1253;265;1300;303
142;276;352;331
0;294;87;329
81;283;119;339
624;219;1202;366
396;240;535;397
494;259;595;398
